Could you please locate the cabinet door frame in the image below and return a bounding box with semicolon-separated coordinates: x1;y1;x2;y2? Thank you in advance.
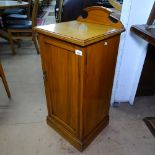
38;35;85;137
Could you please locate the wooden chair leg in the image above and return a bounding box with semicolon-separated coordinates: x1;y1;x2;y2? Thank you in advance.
32;33;40;54
0;63;11;99
8;30;16;55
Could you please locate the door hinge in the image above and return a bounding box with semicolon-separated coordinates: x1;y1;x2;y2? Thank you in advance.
43;71;46;80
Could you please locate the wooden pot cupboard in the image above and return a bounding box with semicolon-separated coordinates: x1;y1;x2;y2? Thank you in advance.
35;6;124;151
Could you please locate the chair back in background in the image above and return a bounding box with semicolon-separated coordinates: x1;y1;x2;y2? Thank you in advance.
32;0;39;27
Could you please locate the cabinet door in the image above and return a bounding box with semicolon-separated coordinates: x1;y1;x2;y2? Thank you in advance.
40;37;80;135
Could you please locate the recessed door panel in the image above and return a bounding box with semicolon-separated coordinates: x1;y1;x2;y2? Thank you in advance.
42;39;79;133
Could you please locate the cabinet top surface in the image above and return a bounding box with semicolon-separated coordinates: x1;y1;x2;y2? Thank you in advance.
35;21;123;46
35;7;124;46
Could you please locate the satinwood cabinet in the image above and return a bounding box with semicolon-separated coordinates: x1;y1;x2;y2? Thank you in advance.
35;6;124;151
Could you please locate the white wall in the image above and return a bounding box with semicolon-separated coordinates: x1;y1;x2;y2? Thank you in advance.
111;0;155;105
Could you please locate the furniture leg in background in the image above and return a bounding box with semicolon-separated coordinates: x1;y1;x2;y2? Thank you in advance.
6;0;40;54
0;63;11;99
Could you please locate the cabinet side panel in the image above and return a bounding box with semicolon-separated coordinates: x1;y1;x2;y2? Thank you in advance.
83;35;120;137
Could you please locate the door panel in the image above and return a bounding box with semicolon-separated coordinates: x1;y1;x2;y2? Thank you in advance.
42;39;79;133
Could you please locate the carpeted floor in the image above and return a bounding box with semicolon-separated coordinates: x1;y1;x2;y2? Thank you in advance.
0;19;155;155
0;39;155;155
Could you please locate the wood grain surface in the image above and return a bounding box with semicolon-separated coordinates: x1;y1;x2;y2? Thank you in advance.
36;6;124;151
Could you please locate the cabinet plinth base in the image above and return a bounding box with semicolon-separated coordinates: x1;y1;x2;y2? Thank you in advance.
47;115;109;152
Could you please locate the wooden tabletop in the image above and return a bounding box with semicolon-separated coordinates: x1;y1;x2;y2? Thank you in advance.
35;21;124;46
0;1;29;9
35;7;124;46
131;24;155;46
